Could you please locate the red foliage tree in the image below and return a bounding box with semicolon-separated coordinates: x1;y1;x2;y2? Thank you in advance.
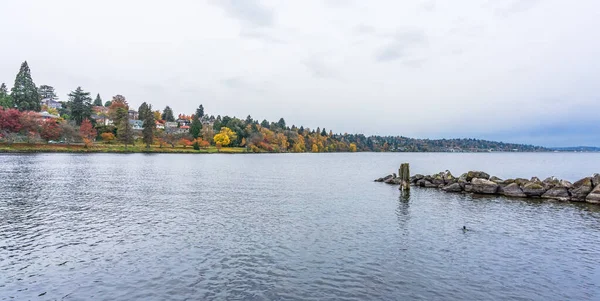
40;119;62;143
19;111;41;143
79;118;97;148
0;108;23;134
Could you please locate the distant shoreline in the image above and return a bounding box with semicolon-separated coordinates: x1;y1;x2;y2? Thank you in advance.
1;143;597;154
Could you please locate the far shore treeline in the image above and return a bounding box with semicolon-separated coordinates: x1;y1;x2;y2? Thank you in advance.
0;61;547;153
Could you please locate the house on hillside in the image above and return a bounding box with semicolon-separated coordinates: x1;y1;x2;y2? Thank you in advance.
40;98;62;110
91;106;111;125
128;110;139;120
129;119;143;130
174;125;190;134
156;121;165;130
38;111;60;119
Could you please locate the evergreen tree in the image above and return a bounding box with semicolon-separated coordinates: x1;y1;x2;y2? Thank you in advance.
190;116;202;138
299;126;304;134
261;119;270;129
11;61;41;111
197;104;204;118
161;106;175;122
321;128;327;136
68;87;92;125
142;104;155;148
38;85;57;100
277;118;286;129
138;102;149;121
93;94;103;106
245;115;253;125
104;100;112;107
0;83;13;108
213;115;222;131
116;108;134;146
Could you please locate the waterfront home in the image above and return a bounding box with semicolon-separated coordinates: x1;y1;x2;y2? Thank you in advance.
177;118;190;127
165;121;178;128
156;121;165;130
175;125;190;134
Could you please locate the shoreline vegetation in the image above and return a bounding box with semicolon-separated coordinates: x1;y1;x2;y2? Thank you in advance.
0;61;591;154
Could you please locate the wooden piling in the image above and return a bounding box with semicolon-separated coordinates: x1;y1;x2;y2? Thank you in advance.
399;163;410;191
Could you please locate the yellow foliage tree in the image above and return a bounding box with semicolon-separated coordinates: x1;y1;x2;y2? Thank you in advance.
213;127;237;147
349;143;357;152
311;144;319;153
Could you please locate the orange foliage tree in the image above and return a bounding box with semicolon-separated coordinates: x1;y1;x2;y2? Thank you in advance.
40;119;62;143
79;118;97;148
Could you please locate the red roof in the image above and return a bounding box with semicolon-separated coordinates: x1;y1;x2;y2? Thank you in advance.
180;126;190;129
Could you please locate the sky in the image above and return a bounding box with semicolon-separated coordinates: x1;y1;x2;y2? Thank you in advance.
1;0;599;147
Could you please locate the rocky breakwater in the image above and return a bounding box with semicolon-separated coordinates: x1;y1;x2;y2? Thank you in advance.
375;171;600;204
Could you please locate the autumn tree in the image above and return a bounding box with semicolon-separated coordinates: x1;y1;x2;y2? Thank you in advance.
162;106;175;122
213;127;236;147
19;111;40;142
101;132;115;143
11;61;41;111
349;143;357;152
178;138;193;148
79;118;96;148
59;122;77;144
141;103;155;148
0;108;22;144
40;119;62;143
109;95;129;125
93;94;103;106
38;85;57;100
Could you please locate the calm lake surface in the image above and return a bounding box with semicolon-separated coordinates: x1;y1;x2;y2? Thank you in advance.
1;152;600;300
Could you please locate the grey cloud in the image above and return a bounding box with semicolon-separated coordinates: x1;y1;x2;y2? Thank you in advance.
211;0;274;27
420;0;436;12
303;56;339;79
375;29;428;62
239;28;285;44
494;0;540;17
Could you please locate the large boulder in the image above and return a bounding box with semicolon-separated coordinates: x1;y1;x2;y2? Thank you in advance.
558;180;573;189
432;173;445;186
592;173;600;188
384;177;399;184
466;171;490;181
541;187;571;201
442;170;455;184
489;176;504;184
515;178;530;186
502;183;527;198
442;183;462;193
375;174;393;182
458;173;468;184
522;182;547;197
470;178;498;194
542;176;560;189
421;180;438;188
570;177;594;201
586;185;600;204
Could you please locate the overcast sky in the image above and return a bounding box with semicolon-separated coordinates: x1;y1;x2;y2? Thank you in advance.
1;0;599;147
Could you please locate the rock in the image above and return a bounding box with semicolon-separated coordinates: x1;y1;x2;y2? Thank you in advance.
558;180;573;189
442;170;455;184
522;182;547;197
530;177;542;183
458;173;468;183
384;177;398;184
515;178;530;187
466;171;490;181
470;178;498;194
442;183;462;193
502;179;515;185
489;176;503;184
570;177;593;201
464;184;473;192
432;173;445;186
375;174;393;182
423;180;438;188
592;173;600;188
541;187;571;201
502;183;527;198
586;185;600;204
411;174;425;184
416;179;426;187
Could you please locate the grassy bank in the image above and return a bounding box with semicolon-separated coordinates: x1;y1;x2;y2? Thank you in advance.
0;143;248;154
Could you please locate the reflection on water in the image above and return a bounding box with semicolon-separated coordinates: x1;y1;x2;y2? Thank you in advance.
1;153;600;300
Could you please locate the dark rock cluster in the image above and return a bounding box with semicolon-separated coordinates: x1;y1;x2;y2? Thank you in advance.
375;171;600;204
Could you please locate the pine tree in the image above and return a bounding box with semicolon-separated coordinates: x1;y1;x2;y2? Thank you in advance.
104;100;112;107
190;105;203;138
277;118;286;129
11;61;41;111
321;128;327;136
197;104;204;118
161;106;175;122
116;108;134;146
142;104;155;148
0;83;13;108
93;94;103;106
138;102;149;121
68;87;92;125
261;119;269;129
38;85;57;100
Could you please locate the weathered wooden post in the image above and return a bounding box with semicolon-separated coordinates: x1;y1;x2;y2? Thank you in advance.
399;163;410;191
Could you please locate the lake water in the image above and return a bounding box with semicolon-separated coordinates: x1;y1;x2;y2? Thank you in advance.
1;153;600;300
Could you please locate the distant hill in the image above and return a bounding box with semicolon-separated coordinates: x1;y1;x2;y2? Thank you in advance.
358;136;549;152
549;146;600;152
